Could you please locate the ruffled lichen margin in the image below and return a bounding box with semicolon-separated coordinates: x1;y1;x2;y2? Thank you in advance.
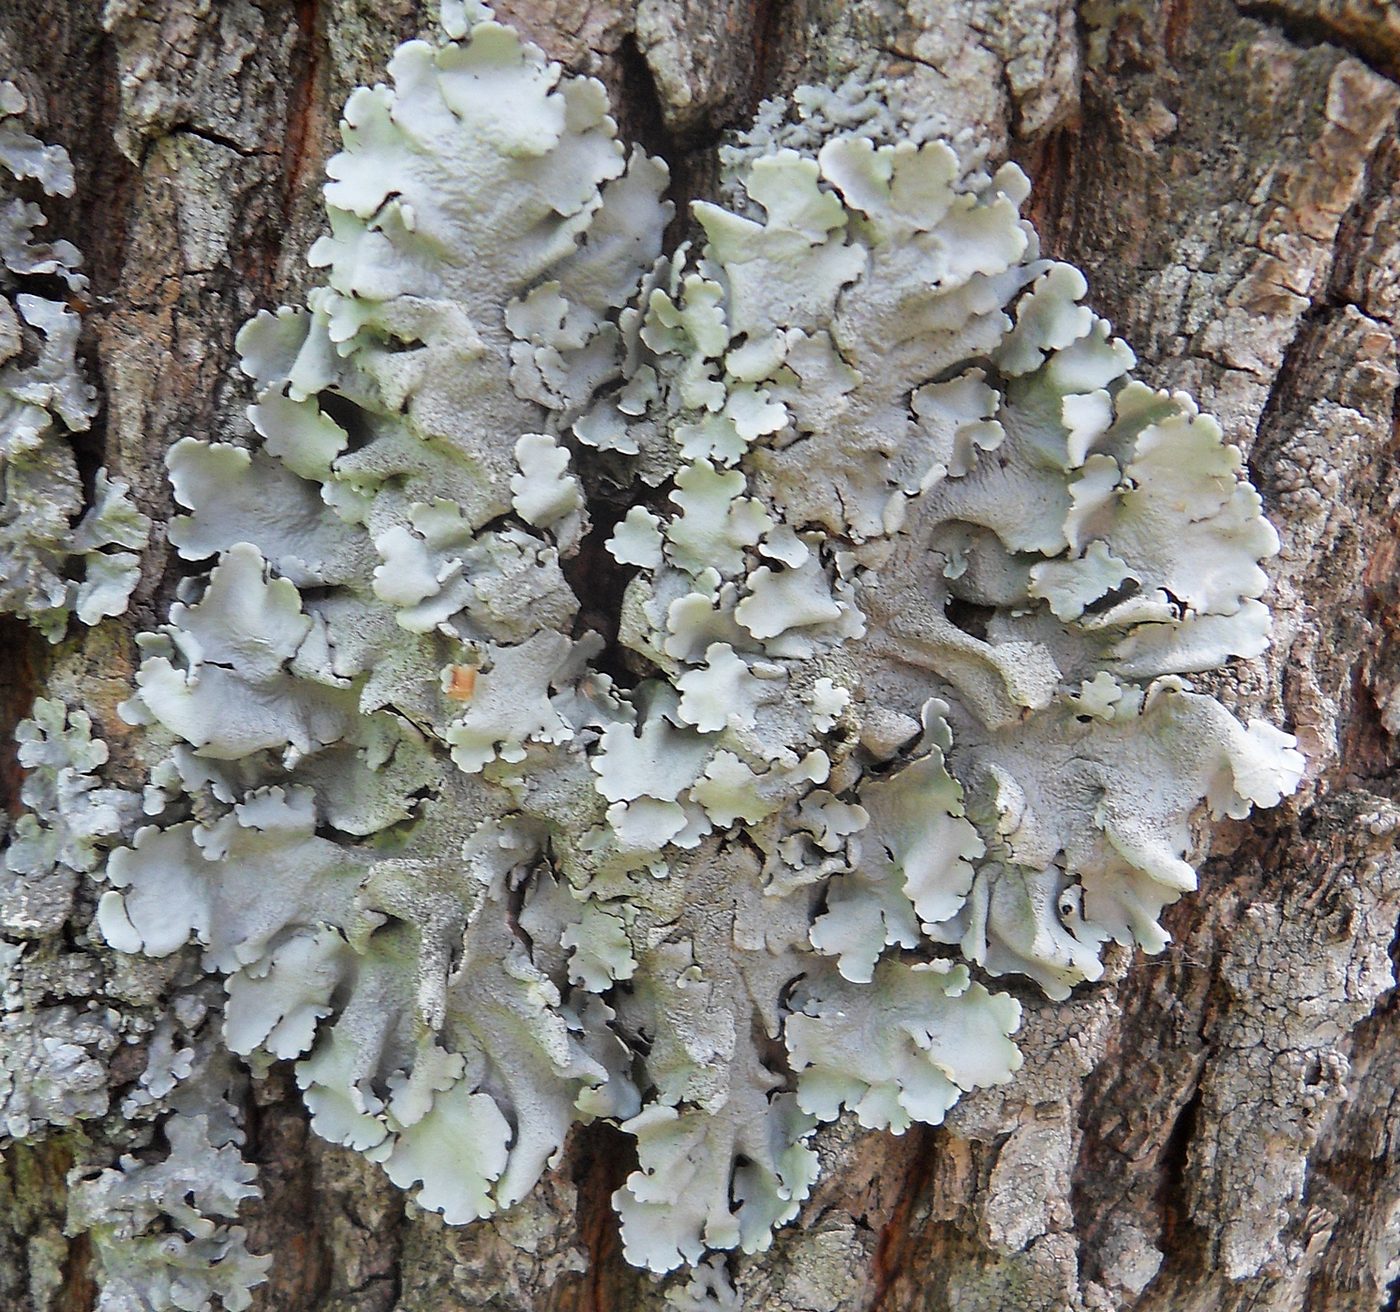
0;84;149;639
81;0;1305;1290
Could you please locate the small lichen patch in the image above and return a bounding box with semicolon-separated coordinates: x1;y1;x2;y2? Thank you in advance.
0;86;149;639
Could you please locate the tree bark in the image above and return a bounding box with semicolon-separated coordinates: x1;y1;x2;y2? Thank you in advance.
1;1;1397;1310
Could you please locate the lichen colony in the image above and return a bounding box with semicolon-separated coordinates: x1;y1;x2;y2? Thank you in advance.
2;3;1303;1295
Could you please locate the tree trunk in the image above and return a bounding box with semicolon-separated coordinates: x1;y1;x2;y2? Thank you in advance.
1;1;1397;1310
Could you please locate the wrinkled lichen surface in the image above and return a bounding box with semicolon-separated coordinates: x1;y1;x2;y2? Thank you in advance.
12;0;1305;1296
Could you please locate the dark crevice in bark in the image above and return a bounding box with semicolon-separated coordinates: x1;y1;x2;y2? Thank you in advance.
1342;666;1400;797
2;1138;92;1312
0;618;44;818
749;0;785;111
865;1125;939;1312
561;510;645;693
616;33;677;169
1328;133;1400;317
1072;935;1215;1301
549;1119;640;1312
0;5;138;751
283;0;324;224
1299;923;1400;1309
54;1229;96;1312
1247;302;1330;482
244;1068;339;1311
78;30;140;303
1237;2;1400;84
611;31;737;312
614;32;699;258
167;123;265;158
340;1271;400;1311
875;44;946;76
1155;1080;1206;1261
1020;123;1083;260
943;596;993;643
1245;106;1400;801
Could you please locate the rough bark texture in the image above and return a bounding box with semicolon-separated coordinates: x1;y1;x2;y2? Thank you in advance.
0;1;1397;1309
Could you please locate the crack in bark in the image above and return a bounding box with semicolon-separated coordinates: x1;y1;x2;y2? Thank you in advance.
282;0;323;225
876;44;944;75
865;1125;939;1312
1155;1080;1206;1264
1248;116;1395;481
168;122;266;158
749;0;785;111
1237;2;1400;84
550;1120;636;1312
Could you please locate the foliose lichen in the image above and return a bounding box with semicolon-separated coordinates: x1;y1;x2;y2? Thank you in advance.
0;82;260;1312
97;1;1303;1277
0;84;149;640
66;1032;271;1312
1;699;139;1138
0;698;271;1312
